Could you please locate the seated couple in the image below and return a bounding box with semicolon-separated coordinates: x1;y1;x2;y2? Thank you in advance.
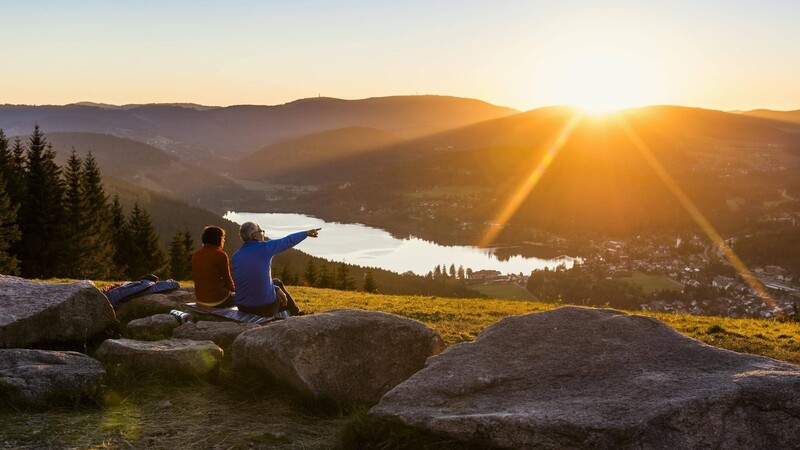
191;222;320;317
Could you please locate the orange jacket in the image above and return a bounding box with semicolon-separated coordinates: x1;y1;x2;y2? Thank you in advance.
191;244;235;306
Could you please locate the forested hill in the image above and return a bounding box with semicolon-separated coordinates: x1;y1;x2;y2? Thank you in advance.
0;96;517;160
44;132;249;213
288;105;800;240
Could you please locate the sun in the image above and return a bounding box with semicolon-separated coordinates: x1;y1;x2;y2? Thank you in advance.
551;52;651;114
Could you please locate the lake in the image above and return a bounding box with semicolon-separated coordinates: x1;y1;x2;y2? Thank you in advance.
224;212;579;276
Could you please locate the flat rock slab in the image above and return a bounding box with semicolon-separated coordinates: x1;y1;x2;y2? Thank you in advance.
370;306;800;449
232;309;445;404
95;338;223;380
125;314;181;341
173;321;259;351
0;349;105;409
115;294;182;324
0;275;116;349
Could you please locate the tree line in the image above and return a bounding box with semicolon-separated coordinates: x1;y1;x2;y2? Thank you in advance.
0;126;191;280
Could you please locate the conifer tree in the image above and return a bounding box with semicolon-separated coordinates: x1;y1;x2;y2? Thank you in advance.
318;264;332;288
109;194;129;278
335;262;355;290
304;258;318;286
0;130;11;186
433;264;442;280
5;137;26;206
280;264;296;285
363;269;377;293
168;231;191;280
125;202;166;279
19;125;66;278
449;264;456;279
62;150;84;278
0;174;21;275
183;230;195;274
457;265;465;280
80;152;114;280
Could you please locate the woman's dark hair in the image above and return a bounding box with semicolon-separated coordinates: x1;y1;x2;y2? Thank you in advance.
201;226;225;246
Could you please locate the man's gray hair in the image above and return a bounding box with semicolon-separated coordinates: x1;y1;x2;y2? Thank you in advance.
239;221;260;241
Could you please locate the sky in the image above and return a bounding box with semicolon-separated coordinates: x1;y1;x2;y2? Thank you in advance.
1;0;798;111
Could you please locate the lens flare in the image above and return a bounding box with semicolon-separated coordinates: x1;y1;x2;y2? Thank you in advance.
478;111;584;247
613;115;774;306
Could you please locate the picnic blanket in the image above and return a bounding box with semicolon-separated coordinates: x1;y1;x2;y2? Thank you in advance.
184;303;276;325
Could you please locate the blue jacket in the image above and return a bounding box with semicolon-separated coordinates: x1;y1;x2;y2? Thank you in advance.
231;231;307;307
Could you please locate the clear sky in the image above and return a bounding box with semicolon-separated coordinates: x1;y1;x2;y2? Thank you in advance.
1;0;798;111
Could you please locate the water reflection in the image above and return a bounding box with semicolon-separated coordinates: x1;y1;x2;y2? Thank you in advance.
224;212;579;276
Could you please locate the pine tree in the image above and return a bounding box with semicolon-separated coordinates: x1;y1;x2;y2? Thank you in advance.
19;126;66;278
183;230;195;274
168;231;190;280
80;152;114;280
62;150;84;278
363;270;377;293
304;258;318;286
5;136;26;206
457;265;465;281
449;264;456;279
125;202;166;279
0;173;21;275
109;194;129;278
433;265;442;280
335;262;355;290
318;264;333;288
280;263;296;285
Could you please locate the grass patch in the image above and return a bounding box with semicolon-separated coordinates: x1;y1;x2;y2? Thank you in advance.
469;283;536;301
615;271;683;294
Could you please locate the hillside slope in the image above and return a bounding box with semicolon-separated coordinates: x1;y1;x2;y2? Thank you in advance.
291;106;800;238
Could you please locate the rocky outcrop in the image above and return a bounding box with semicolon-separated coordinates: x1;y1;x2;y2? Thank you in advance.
115;293;182;324
370;306;800;449
173;321;259;351
232;309;445;404
0;349;105;409
125;314;181;341
0;276;117;349
94;338;223;380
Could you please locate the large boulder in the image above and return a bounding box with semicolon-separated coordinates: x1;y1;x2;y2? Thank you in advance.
125;314;181;341
232;309;445;404
115;293;182;323
162;289;195;304
173;321;259;351
0;349;105;409
370;306;800;449
94;338;223;380
0;276;117;349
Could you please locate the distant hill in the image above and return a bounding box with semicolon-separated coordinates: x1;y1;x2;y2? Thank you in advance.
257;105;800;187
42;132;251;213
0;96;517;161
291;105;800;238
230;127;403;183
741;109;800;126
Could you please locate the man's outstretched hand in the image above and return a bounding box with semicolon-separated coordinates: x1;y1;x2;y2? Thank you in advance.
306;228;321;238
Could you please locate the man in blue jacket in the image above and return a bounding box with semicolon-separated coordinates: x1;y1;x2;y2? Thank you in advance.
231;221;320;317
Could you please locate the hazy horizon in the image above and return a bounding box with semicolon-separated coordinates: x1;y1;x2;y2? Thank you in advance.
2;1;799;112
4;96;799;113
